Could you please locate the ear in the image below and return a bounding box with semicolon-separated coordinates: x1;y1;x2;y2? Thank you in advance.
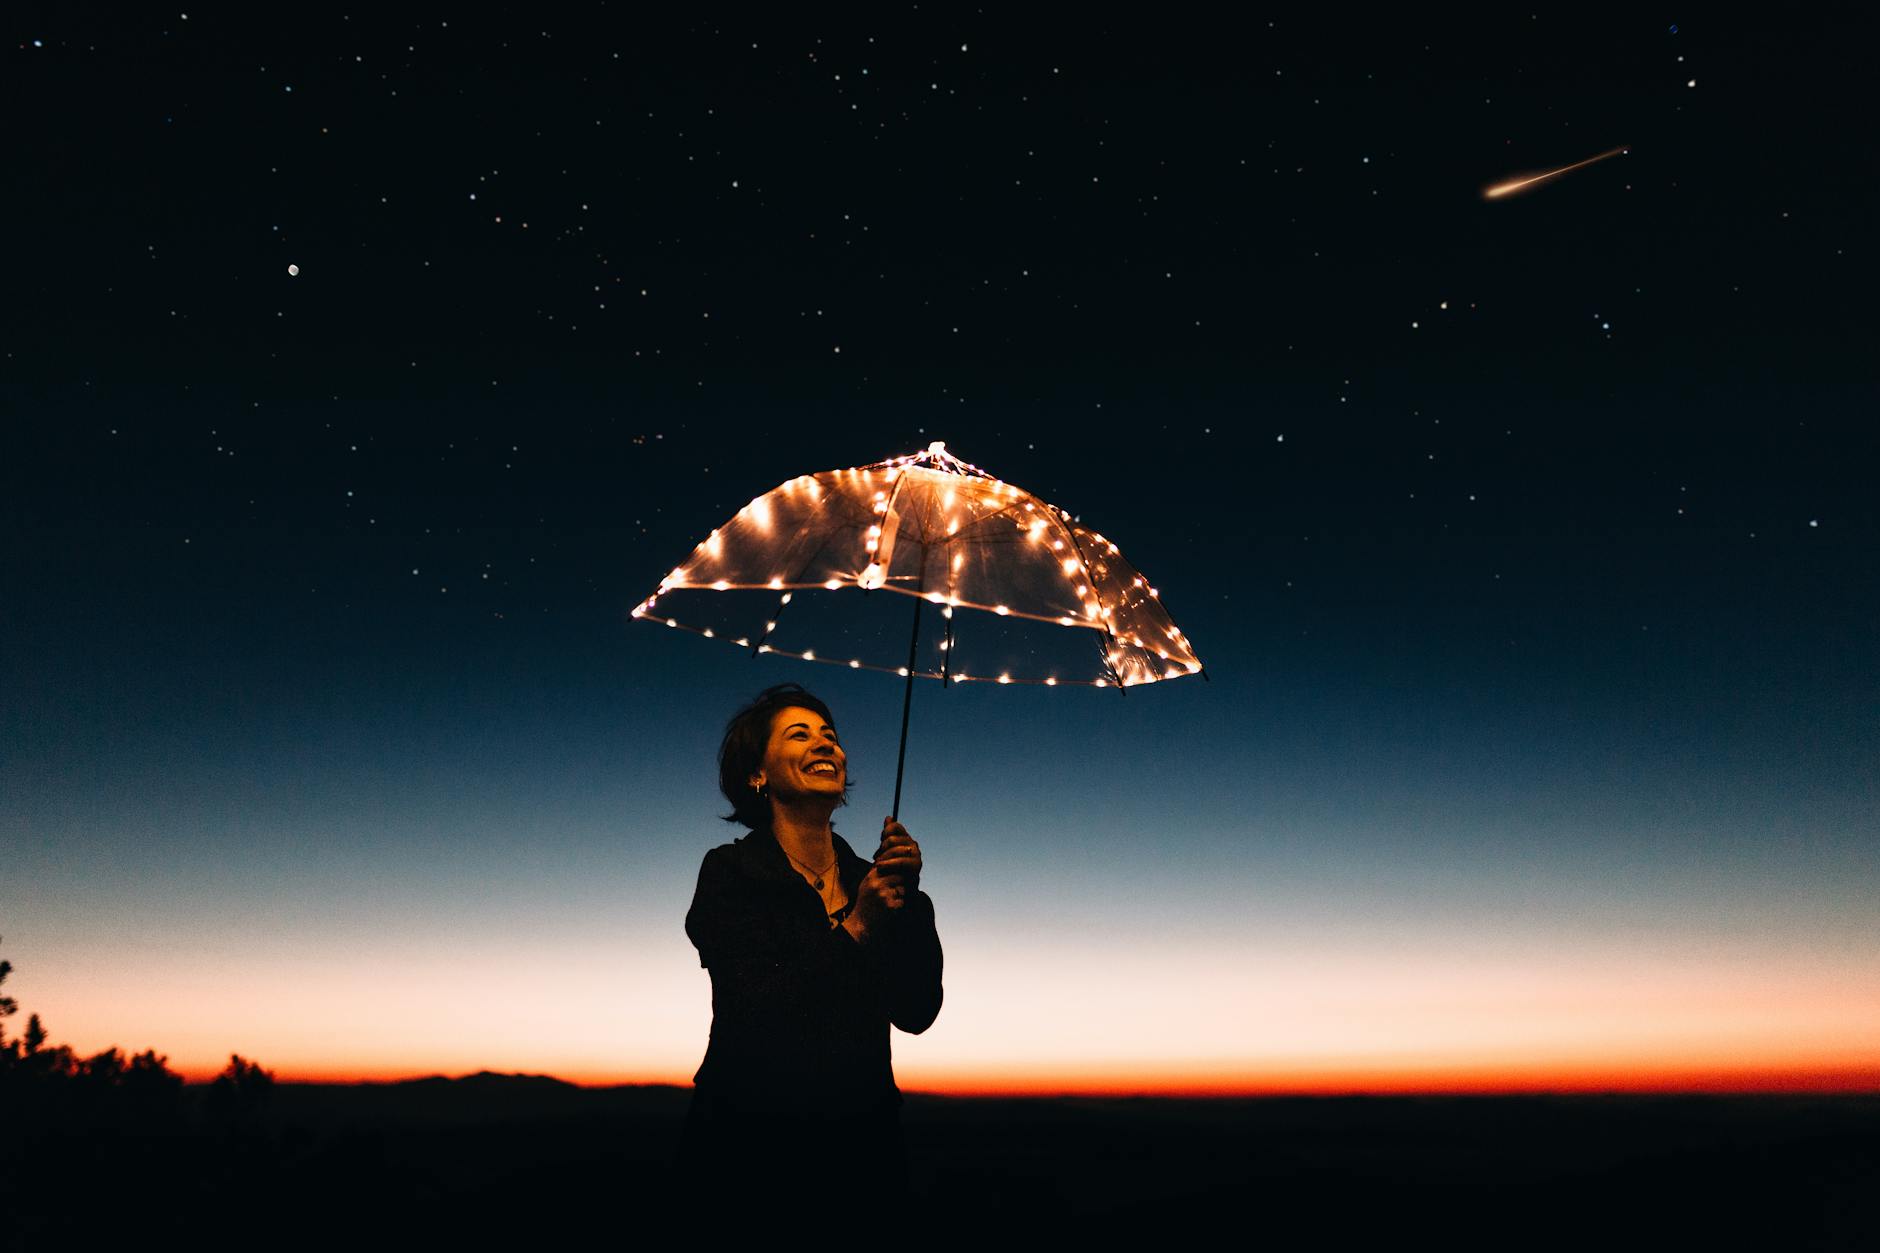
749;773;765;790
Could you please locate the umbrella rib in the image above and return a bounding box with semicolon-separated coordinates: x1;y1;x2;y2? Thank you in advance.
1061;523;1127;689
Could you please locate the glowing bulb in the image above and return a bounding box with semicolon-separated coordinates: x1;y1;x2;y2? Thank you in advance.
859;563;885;590
780;593;793;604
735;638;750;647
768;577;784;589
998;673;1011;684
995;604;1009;615
897;667;909;677
927;592;944;604
711;579;730;590
849;659;861;669
1062;559;1080;575
824;579;842;590
702;629;714;638
802;650;815;660
631;605;645;618
1053;540;1064;551
1045;677;1058;686
758;644;770;653
942;606;953;619
928;441;946;454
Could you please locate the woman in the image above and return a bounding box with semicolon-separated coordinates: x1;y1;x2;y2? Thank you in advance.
679;682;944;1195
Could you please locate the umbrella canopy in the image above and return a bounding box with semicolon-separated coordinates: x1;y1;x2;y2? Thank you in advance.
633;442;1203;689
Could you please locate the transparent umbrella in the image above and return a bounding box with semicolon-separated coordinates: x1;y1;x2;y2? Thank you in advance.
633;441;1204;815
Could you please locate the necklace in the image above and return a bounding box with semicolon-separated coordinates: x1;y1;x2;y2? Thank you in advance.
784;847;838;891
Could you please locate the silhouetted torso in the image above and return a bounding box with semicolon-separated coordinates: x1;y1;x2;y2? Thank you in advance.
679;821;942;1187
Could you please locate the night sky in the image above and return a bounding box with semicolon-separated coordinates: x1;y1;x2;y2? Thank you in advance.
4;10;1876;1092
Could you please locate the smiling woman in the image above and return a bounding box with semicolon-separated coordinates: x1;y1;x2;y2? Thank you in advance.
677;683;944;1210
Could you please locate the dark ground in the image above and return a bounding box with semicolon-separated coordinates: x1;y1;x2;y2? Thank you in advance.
7;1075;1877;1249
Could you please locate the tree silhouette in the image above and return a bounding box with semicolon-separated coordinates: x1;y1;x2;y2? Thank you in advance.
0;939;17;1062
0;936;234;1125
205;1052;277;1127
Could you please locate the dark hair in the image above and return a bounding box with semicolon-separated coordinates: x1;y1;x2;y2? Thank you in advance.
717;683;853;828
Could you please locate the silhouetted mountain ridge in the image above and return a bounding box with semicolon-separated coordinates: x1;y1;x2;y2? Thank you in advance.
394;1069;579;1092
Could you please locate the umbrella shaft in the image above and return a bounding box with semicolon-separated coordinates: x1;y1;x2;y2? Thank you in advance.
891;589;921;823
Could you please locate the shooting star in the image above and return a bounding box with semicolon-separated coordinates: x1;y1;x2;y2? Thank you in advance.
1484;146;1628;199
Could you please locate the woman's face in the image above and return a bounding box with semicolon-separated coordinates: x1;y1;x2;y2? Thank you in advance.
752;705;847;804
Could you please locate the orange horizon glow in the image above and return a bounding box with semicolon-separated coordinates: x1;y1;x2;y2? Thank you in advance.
185;1060;1880;1097
29;925;1880;1106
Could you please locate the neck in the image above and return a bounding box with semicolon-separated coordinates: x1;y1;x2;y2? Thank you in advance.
769;798;838;868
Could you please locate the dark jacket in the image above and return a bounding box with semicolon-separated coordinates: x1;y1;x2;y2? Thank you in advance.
684;821;943;1118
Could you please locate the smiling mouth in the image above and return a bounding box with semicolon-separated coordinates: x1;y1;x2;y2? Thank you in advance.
804;762;840;777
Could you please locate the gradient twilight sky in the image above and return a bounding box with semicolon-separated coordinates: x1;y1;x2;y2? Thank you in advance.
4;10;1876;1092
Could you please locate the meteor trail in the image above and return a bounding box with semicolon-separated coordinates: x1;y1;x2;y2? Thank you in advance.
1484;146;1628;199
